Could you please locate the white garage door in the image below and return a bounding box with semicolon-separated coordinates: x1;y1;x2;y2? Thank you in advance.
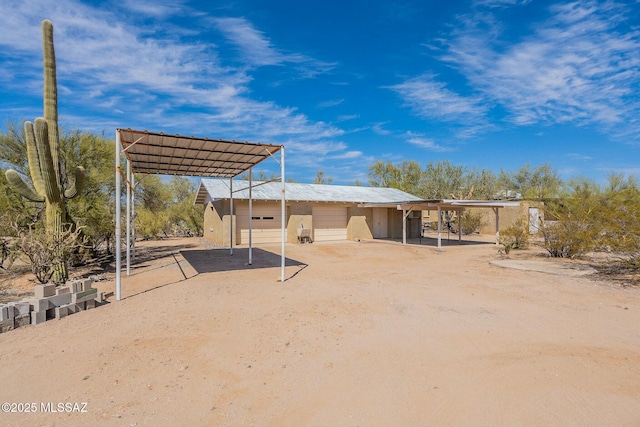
237;204;284;244
313;206;348;241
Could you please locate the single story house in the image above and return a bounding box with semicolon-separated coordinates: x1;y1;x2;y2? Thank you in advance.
195;179;423;245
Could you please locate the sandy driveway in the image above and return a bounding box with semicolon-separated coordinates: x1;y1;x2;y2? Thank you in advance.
0;236;638;426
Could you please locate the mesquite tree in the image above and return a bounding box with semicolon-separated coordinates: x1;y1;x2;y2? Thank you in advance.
4;20;84;284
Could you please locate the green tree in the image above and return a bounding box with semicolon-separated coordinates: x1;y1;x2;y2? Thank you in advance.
499;163;563;199
368;160;423;196
314;170;333;184
422;160;467;199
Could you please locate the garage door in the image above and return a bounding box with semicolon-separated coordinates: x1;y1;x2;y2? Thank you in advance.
313;206;347;241
237;205;284;244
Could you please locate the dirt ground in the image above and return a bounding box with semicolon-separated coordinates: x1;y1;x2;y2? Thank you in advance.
0;235;639;427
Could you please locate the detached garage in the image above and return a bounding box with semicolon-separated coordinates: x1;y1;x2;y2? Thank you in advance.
312;206;347;241
195;179;422;246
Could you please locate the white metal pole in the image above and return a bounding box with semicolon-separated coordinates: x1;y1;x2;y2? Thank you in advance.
495;207;500;245
230;177;234;255
131;173;136;261
115;131;122;301
249;167;253;265
437;206;442;249
126;159;131;276
402;209;406;245
458;210;462;241
281;146;285;282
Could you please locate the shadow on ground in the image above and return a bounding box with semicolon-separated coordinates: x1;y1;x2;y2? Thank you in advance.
384;236;496;247
180;247;306;274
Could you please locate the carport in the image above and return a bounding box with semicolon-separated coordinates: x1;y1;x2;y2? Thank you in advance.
360;199;520;248
115;129;284;301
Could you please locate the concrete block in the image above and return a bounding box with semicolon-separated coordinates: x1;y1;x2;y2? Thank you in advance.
5;305;15;320
29;298;50;313
0;318;14;333
0;306;8;321
34;284;56;298
82;278;94;291
30;310;46;325
67;302;85;314
56;286;71;296
94;292;104;304
11;302;30;316
72;288;97;304
14;313;30;328
29;292;72;313
85;299;95;310
55;305;69;319
69;280;82;293
49;293;72;307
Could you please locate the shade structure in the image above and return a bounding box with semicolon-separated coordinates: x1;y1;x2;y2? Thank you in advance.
115;129;285;301
117;128;282;177
359;199;520;247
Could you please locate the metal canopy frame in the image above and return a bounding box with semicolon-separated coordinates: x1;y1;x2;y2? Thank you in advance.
359;199;520;248
115;129;285;301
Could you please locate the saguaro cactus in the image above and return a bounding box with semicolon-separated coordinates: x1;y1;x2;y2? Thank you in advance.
5;20;84;284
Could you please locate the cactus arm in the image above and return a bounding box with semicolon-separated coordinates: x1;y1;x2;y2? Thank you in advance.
33;118;62;203
5;170;45;202
42;19;61;187
64;166;85;199
24;121;46;196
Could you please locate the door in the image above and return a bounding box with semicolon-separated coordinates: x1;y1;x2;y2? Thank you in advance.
237;204;284;244
528;207;540;234
312;206;348;241
372;208;388;238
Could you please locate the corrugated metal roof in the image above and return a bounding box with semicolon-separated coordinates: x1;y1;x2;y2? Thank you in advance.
118;129;282;178
195;179;423;205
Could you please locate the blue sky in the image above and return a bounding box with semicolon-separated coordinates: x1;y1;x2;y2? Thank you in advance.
1;0;639;185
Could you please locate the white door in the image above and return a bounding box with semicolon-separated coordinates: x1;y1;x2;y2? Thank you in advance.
528;207;540;234
372;208;388;238
237;204;284;244
313;206;348;241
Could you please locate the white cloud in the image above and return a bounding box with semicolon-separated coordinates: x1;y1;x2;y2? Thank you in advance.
317;99;344;108
387;74;491;138
371;122;392;135
0;0;351;162
405;132;453;152
441;0;640;140
211;16;337;76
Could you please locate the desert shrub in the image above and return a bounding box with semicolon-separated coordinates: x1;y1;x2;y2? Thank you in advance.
13;223;86;284
500;219;529;249
499;218;529;254
459;210;486;235
0;238;10;267
540;218;596;258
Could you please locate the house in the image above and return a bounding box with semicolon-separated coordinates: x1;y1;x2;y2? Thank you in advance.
195;179;422;245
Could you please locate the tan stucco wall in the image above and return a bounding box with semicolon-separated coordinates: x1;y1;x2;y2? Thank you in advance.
473;201;545;234
204;200;543;244
347;206;373;240
203;200;386;245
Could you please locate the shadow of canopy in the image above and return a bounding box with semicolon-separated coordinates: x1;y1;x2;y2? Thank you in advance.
180;247;306;274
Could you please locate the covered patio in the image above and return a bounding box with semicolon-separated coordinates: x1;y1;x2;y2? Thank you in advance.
115;128;285;301
359;199;520;248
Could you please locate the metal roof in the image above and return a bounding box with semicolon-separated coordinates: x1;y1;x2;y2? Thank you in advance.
117;129;282;178
359;199;521;210
195;179;423;205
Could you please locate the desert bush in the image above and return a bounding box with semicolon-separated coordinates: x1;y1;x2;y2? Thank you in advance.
458;211;486;235
13;222;86;284
498;218;529;254
540;220;594;258
0;237;10;267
